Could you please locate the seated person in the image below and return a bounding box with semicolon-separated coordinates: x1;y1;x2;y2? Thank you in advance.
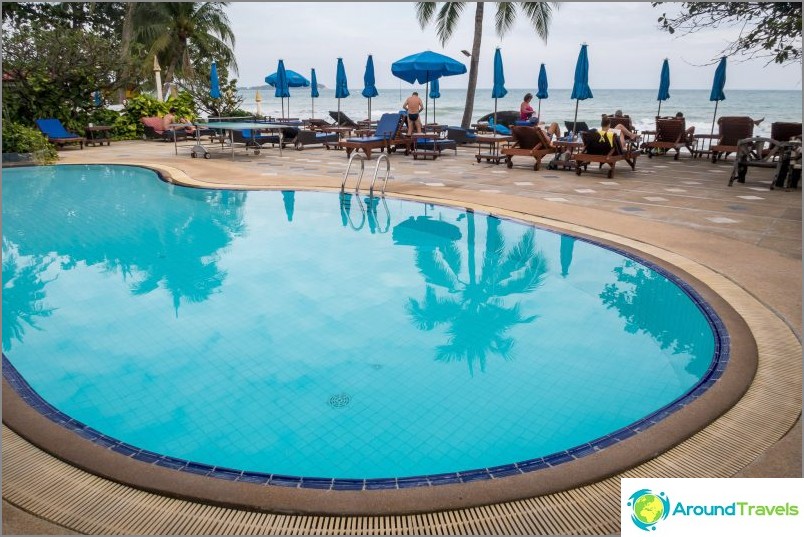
600;114;638;147
519;93;538;124
539;122;562;147
163;107;196;134
674;111;696;138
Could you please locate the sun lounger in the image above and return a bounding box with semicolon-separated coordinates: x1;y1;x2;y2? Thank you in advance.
501;126;554;170
446;126;478;145
338;112;406;159
710;116;755;163
643;117;689;160
141;116;189;142
35;118;85;149
564;121;589;135
574;129;638;178
329;110;360;129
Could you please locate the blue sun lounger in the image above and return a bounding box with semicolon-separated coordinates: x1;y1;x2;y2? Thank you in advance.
35;118;85;149
338;112;406;159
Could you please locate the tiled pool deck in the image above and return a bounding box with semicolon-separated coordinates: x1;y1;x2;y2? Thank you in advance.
2;139;801;534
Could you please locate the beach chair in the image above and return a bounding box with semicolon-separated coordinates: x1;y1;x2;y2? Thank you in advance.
564;121;589;135
329;110;360;129
291;129;339;150
710;116;754;163
643;117;688;160
574;128;638;178
446;126;477;145
501;126;554;170
338;112;406;159
141;116;189;142
34;118;85;149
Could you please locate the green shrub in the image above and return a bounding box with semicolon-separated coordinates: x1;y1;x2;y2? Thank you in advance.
118;92;198;138
2;122;58;163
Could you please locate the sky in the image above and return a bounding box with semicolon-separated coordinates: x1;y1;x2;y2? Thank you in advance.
226;1;803;91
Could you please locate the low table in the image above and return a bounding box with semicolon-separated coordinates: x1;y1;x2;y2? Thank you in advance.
84;125;112;147
692;134;719;159
405;132;441;160
320;126;355;150
548;140;585;170
475;134;513;164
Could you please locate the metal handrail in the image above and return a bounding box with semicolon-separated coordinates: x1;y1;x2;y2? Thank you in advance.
342;152;366;194
369;153;391;197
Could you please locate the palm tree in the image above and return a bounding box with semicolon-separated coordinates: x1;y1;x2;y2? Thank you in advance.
133;2;237;85
415;2;558;129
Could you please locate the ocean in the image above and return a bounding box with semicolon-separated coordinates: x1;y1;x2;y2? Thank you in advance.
236;88;802;138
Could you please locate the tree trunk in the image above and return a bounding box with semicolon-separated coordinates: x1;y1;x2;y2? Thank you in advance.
118;2;136;103
460;2;483;129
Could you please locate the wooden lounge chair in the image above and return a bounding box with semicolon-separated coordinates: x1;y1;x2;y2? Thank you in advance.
574;129;638;178
338;112;406;159
141;116;188;142
34;118;85;149
329;110;360;129
501;126;554;170
710;116;754;163
643;117;688;160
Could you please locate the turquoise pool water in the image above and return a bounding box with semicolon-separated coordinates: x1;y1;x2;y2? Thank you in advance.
2;165;720;480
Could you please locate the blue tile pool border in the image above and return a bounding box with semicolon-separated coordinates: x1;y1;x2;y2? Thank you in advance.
1;191;730;492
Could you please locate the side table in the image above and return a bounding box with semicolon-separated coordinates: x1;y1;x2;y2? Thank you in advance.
84;125;112;147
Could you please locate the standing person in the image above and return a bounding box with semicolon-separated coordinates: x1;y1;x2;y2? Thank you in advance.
520;93;537;123
402;91;424;135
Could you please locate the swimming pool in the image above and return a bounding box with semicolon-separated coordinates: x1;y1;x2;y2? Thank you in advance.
2;164;726;485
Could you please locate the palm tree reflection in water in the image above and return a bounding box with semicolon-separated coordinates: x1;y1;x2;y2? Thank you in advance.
2;240;55;352
399;211;549;376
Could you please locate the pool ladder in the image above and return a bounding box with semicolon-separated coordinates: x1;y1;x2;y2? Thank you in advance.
341;152;391;197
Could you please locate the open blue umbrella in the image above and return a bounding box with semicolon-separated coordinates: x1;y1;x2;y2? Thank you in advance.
310;68;319;119
266;62;310;119
335;58;350;125
491;48;508;130
210;61;221;99
391;50;466;125
570;44;593;136
536;63;548;119
361;54;379;123
429;77;441;125
657;58;670;117
709;56;727;136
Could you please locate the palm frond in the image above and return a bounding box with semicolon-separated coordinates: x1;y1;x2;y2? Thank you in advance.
494;1;517;37
415;1;437;29
436;1;466;45
520;1;558;42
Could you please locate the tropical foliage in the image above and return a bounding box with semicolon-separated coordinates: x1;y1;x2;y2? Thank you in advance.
415;2;558;129
1;122;58;162
653;2;802;65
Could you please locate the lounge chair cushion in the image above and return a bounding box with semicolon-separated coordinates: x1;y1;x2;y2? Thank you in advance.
487;118;511;135
582;129;620;155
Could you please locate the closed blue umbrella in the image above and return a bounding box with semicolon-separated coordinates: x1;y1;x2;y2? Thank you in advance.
491;48;507;130
310;68;319;119
210;61;221;99
709;56;727;136
570;44;593;136
93;90;102;107
429;78;440;125
657;58;670;117
271;59;290;118
335;58;349;125
391;50;466;125
536;63;548;119
361;54;378;123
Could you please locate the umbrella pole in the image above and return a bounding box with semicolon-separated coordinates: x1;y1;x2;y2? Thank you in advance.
710;101;719;137
433;99;436;125
368;98;371;124
537;99;541;121
312;97;314;119
572;99;579;136
494;98;498;133
338;99;341;125
425;81;429;126
657;101;662;118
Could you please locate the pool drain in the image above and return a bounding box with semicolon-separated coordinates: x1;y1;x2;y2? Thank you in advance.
328;393;351;408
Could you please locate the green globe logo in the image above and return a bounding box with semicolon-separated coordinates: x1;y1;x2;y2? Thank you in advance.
627;489;670;531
